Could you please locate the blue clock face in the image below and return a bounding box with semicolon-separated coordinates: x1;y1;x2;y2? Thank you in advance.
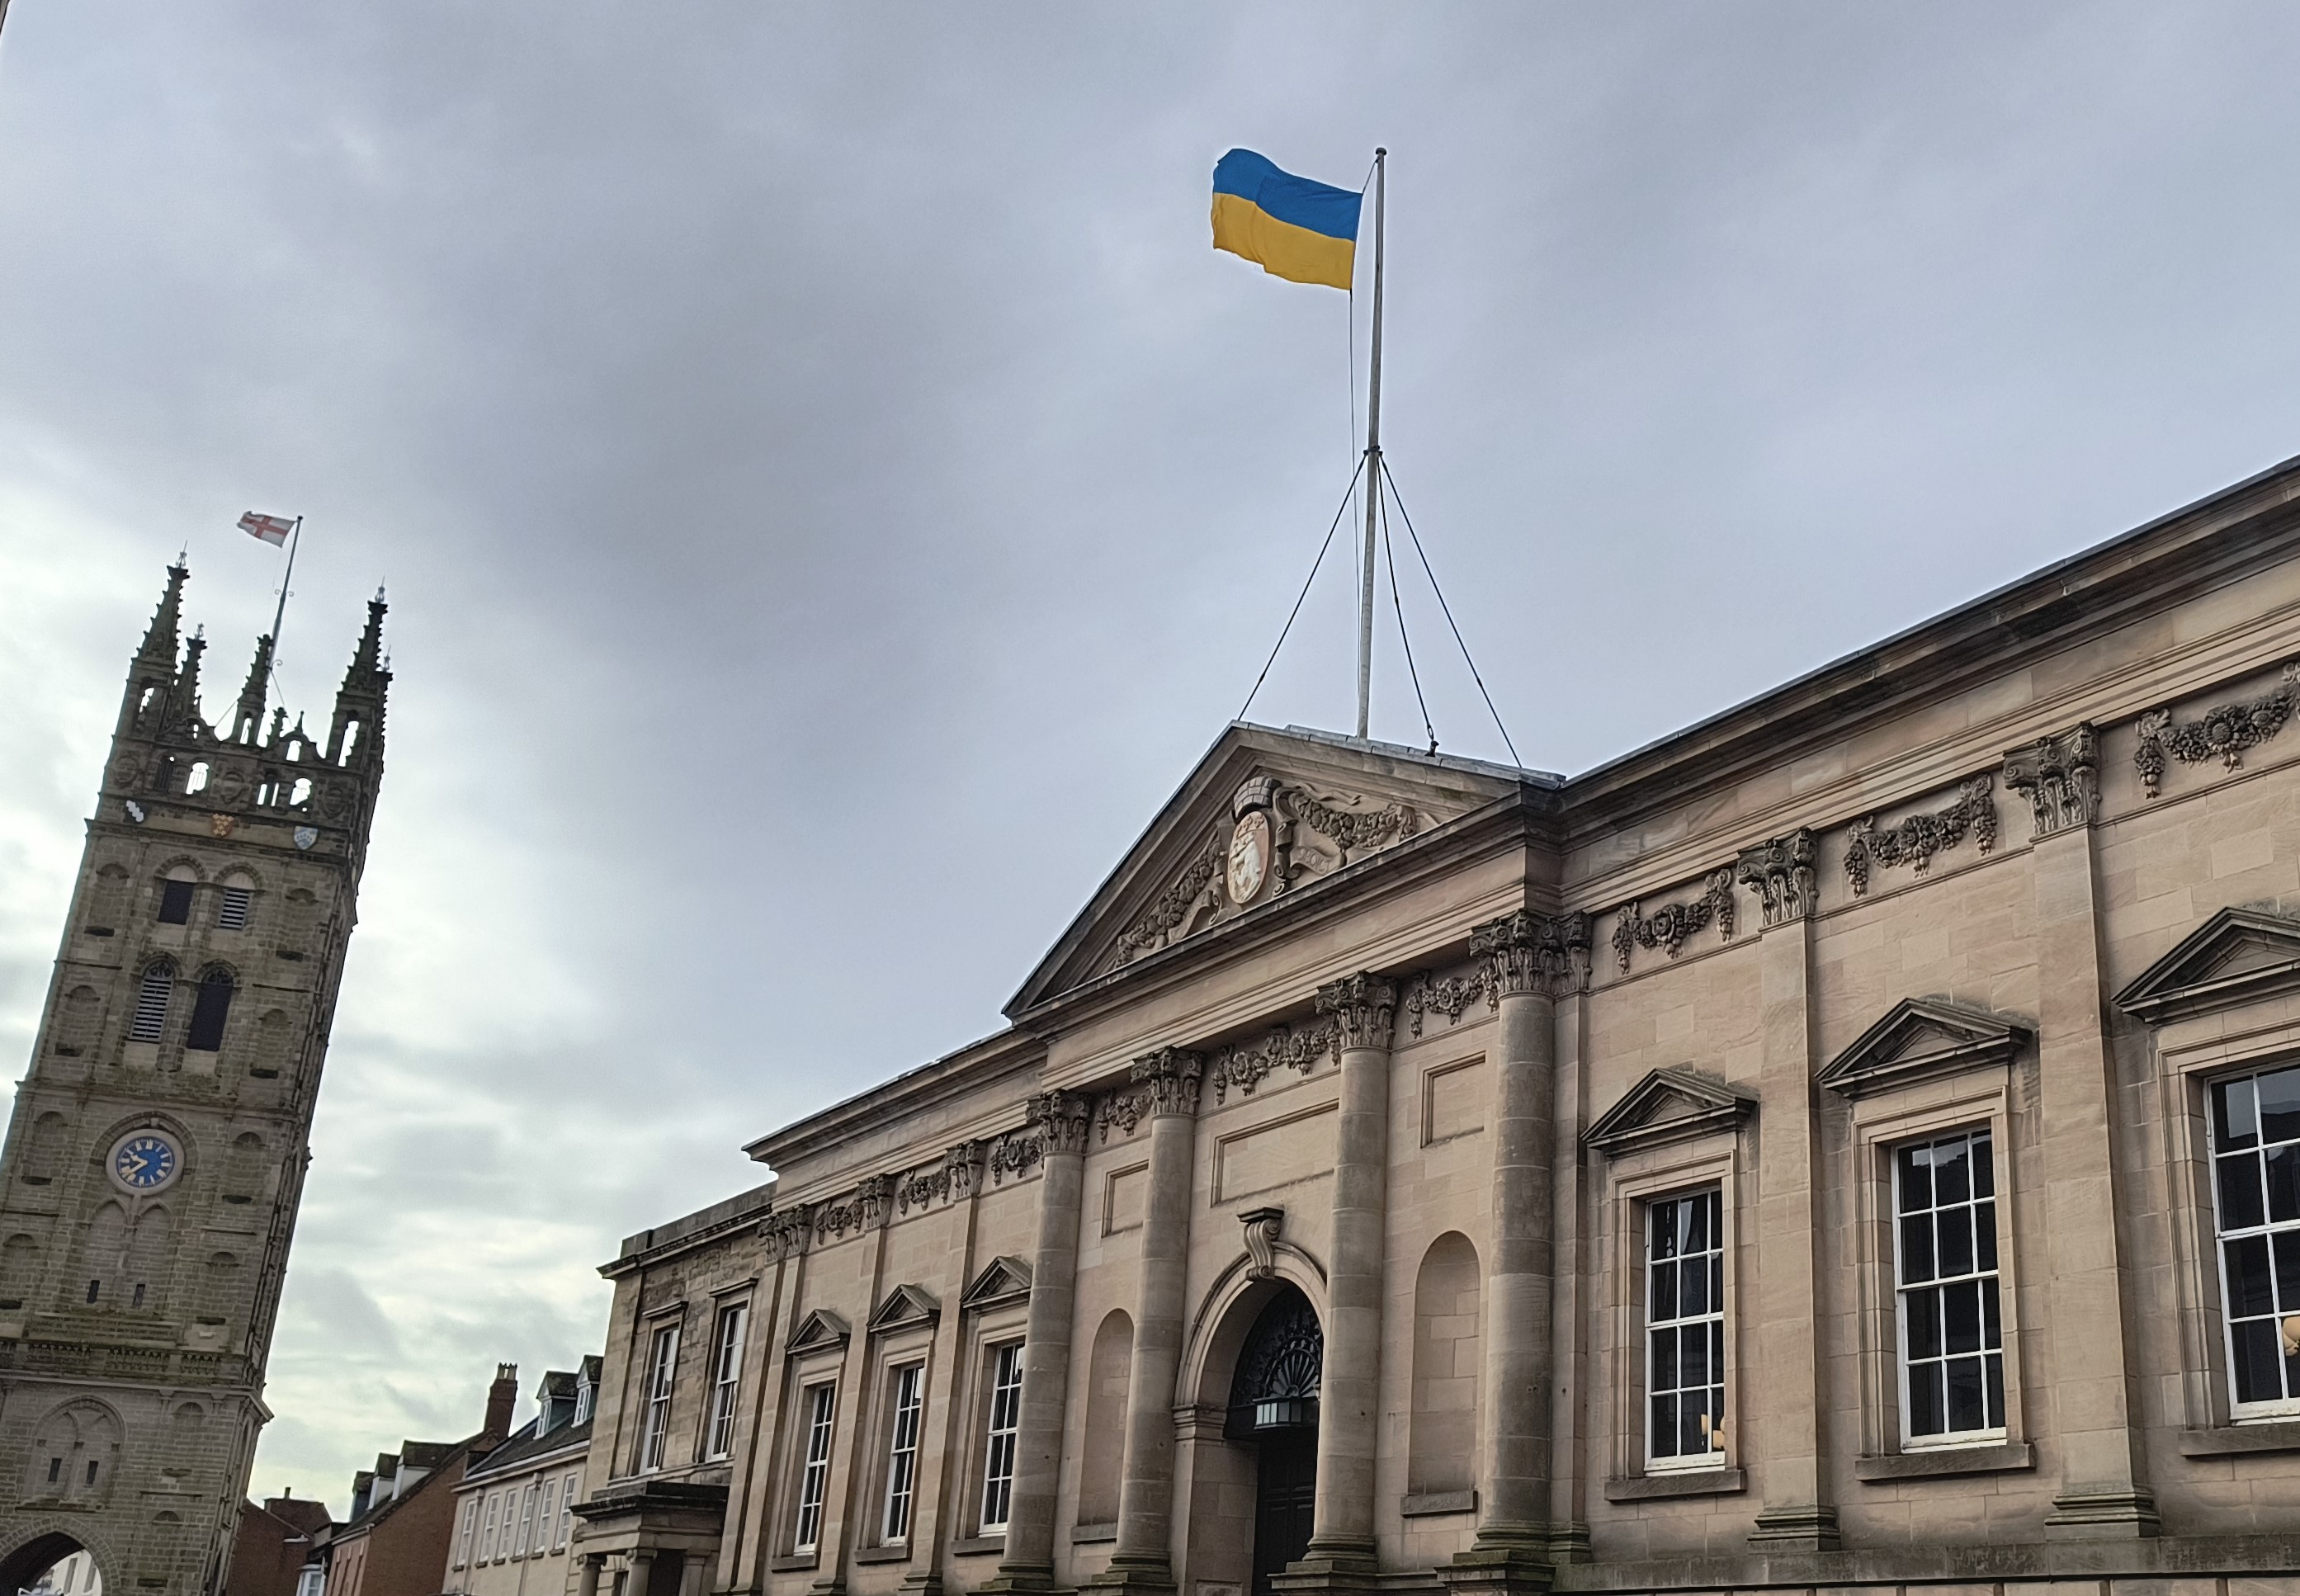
111;1134;178;1192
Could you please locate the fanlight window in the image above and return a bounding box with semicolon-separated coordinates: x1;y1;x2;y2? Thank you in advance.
1229;1287;1323;1435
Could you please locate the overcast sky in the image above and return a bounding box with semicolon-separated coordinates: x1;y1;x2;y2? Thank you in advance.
6;2;2300;1510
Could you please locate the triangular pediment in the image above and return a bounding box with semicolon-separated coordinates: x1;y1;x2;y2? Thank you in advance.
868;1283;942;1335
1819;997;2030;1100
961;1254;1032;1312
1008;723;1537;1016
1584;1067;1756;1159
786;1308;851;1354
2115;905;2300;1024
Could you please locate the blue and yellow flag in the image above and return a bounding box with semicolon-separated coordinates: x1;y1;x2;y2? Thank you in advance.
1211;149;1362;290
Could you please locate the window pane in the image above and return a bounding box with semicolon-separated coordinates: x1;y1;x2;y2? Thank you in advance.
1981;1277;2002;1349
1943;1280;1982;1355
2219;1154;2268;1231
2260;1065;2300;1146
2232;1318;2284;1404
1909;1361;1945;1436
1650;1393;1678;1458
2217;1076;2262;1152
1972;1134;1995;1197
1946;1356;1986;1431
1901;1213;1935;1283
2275;1231;2300;1311
1938;1206;1974;1279
1976;1200;1999;1273
1679;1387;1712;1456
1649;1260;1677;1322
1898;1145;1933;1213
1934;1138;1971;1206
1984;1351;2005;1428
1679;1255;1708;1318
1680;1320;1708;1386
1682;1196;1709;1254
2228;1235;2277;1316
1906;1286;1943;1361
2269;1145;2300;1225
1650;1201;1679;1260
1650;1326;1679;1391
158;881;194;924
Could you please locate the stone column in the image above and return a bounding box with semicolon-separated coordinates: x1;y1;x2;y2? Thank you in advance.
627;1548;656;1596
1296;972;1397;1582
1443;913;1586;1596
576;1556;603;1596
988;1092;1095;1593
1737;829;1839;1553
1093;1049;1204;1596
2007;727;2159;1538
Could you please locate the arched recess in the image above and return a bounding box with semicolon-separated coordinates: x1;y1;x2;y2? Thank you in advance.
1076;1310;1131;1526
1407;1232;1481;1497
223;1135;265;1203
25;1400;123;1507
123;1209;172;1313
21;1113;69;1187
251;1011;293;1083
82;865;130;934
77;1205;127;1308
0;1233;44;1310
0;1532;107;1596
197;1254;239;1325
1179;1245;1328;1417
52;988;101;1062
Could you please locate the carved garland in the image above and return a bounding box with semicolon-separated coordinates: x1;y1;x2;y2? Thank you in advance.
1403;967;1492;1038
1612;869;1736;972
1108;834;1226;970
1207;1022;1335;1103
2136;663;2300;798
1275;786;1418;854
1844;777;1995;895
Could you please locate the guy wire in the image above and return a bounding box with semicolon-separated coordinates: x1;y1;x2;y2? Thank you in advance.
1237;454;1370;724
1380;456;1523;768
1379;473;1437;753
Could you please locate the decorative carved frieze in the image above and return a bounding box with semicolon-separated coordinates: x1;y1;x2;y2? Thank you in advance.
1240;1206;1285;1280
1315;971;1398;1054
762;1207;814;1260
1097;1047;1203;1140
1845;777;1995;895
813;1173;896;1242
945;1139;986;1201
2003;725;2098;838
1108;835;1226;970
1402;966;1491;1038
895;1140;987;1214
1103;778;1428;974
2135;663;2300;798
1207;1022;1334;1103
1736;829;1817;927
1612;870;1736;972
985;1133;1041;1183
1470;909;1593;1000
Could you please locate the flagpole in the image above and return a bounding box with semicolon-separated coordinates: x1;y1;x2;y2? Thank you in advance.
267;517;301;708
1355;148;1386;742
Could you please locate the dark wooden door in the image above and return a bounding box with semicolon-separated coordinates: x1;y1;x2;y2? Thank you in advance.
1251;1432;1317;1596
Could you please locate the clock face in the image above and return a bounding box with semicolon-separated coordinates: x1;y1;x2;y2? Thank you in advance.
1226;811;1272;905
110;1132;180;1194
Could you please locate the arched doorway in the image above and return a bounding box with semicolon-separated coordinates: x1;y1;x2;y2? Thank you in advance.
1226;1287;1322;1596
0;1534;101;1596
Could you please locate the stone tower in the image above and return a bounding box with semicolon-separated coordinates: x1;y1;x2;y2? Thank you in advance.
0;564;391;1596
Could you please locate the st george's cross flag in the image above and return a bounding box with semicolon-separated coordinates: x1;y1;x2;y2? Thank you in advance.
239;512;295;546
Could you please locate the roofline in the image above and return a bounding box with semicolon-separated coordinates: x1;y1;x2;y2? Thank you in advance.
1567;447;2300;795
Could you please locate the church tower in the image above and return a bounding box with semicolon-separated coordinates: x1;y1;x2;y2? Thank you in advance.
0;564;391;1596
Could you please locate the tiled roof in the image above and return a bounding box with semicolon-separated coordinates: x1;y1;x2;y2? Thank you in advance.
461;1417;593;1484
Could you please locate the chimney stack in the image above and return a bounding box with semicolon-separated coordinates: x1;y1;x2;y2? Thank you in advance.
484;1362;519;1439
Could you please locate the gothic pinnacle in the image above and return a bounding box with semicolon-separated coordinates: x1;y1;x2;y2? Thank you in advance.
136;561;189;667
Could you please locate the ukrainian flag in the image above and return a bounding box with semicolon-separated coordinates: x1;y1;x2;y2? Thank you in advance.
1211;149;1362;290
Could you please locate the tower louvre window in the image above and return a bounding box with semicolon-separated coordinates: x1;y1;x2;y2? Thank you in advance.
129;964;175;1042
218;885;254;931
158;881;194;924
186;970;235;1052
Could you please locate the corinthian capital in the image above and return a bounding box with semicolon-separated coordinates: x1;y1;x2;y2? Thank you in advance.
1315;971;1398;1055
1131;1046;1204;1117
1025;1089;1093;1159
1470;909;1593;999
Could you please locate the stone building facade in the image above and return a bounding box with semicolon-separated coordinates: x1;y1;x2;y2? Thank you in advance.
0;567;391;1596
575;458;2300;1596
443;1363;598;1596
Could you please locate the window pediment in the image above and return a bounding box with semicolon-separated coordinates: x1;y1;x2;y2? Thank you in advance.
867;1283;941;1335
1584;1067;1755;1159
960;1255;1032;1313
2113;904;2300;1025
786;1308;851;1355
1819;997;2029;1100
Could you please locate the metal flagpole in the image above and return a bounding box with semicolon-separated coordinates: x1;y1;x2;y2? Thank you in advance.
267;517;302;708
1355;149;1386;741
